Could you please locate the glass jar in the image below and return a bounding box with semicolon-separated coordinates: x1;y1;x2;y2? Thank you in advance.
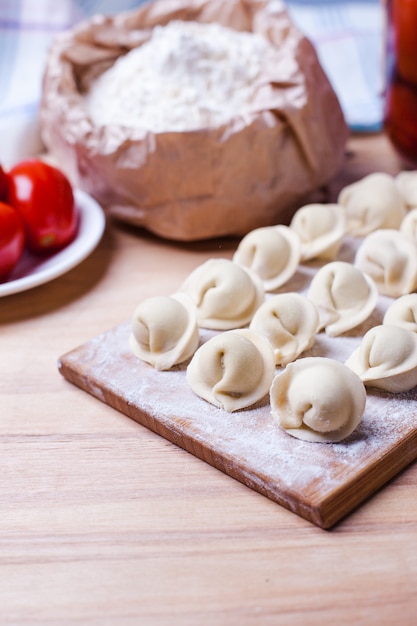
384;0;417;163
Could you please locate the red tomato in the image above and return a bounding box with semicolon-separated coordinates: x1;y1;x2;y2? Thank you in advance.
7;159;78;253
0;164;8;201
0;201;25;279
384;78;417;162
390;0;417;85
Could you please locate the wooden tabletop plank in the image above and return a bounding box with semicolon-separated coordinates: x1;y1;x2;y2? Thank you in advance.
1;132;417;624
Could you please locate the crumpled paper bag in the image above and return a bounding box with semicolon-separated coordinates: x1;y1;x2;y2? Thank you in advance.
40;0;349;241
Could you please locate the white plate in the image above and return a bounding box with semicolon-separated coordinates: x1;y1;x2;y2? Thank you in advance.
0;189;106;297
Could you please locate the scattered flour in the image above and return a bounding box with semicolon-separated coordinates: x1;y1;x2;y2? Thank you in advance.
59;236;417;526
84;20;278;132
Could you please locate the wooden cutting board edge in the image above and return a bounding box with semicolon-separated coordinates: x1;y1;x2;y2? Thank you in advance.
314;431;417;528
57;353;417;529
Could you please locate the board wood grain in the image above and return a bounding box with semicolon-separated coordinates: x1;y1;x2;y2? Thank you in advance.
58;314;417;529
57;226;417;530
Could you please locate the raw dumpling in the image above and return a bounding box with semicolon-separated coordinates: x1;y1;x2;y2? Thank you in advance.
232;225;300;291
249;292;320;365
337;172;406;236
289;203;346;261
178;258;264;330
383;293;417;333
186;329;275;412
395;170;417;210
307;260;378;336
270;357;366;442
354;229;417;297
400;208;417;244
130;293;199;370
345;324;417;392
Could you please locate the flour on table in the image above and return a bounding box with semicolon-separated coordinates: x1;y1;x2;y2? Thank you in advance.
83;20;278;132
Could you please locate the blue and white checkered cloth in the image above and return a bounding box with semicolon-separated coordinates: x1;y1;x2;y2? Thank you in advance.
0;0;384;166
0;0;147;165
286;0;384;132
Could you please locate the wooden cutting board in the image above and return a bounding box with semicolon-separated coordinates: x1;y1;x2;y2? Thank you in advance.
58;290;417;529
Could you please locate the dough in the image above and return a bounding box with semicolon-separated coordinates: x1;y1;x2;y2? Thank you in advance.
130;293;199;370
383;293;417;333
354;229;417;297
289;203;346;261
178;258;264;330
338;172;406;236
270;357;366;442
186;329;275;412
307;260;378;336
249;292;319;365
232;225;300;292
400;207;417;244
345;324;417;392
395;170;417;210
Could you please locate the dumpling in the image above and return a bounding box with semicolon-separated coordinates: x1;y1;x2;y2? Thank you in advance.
400;208;417;244
249;292;320;365
345;324;417;392
270;357;366;442
178;258;264;330
395;170;417;210
289;203;346;261
186;329;275;412
337;172;406;236
130;293;199;370
383;293;417;333
354;229;417;297
232;225;300;291
307;260;378;336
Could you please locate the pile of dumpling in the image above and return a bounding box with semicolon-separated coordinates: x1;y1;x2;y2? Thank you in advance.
130;170;417;444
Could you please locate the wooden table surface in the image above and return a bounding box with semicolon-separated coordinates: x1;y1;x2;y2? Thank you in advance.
1;132;416;625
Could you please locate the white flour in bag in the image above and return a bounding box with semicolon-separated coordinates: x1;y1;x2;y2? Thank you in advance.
84;20;278;132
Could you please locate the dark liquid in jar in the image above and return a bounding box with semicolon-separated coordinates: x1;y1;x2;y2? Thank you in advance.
384;0;417;162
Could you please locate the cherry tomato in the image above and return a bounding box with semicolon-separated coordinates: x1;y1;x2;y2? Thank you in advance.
0;165;8;201
7;159;78;253
0;201;25;280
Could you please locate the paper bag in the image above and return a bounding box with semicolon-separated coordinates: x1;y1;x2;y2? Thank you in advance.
40;0;349;241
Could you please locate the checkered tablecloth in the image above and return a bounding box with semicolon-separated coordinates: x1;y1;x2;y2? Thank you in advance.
286;0;384;131
0;0;147;165
0;0;384;166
